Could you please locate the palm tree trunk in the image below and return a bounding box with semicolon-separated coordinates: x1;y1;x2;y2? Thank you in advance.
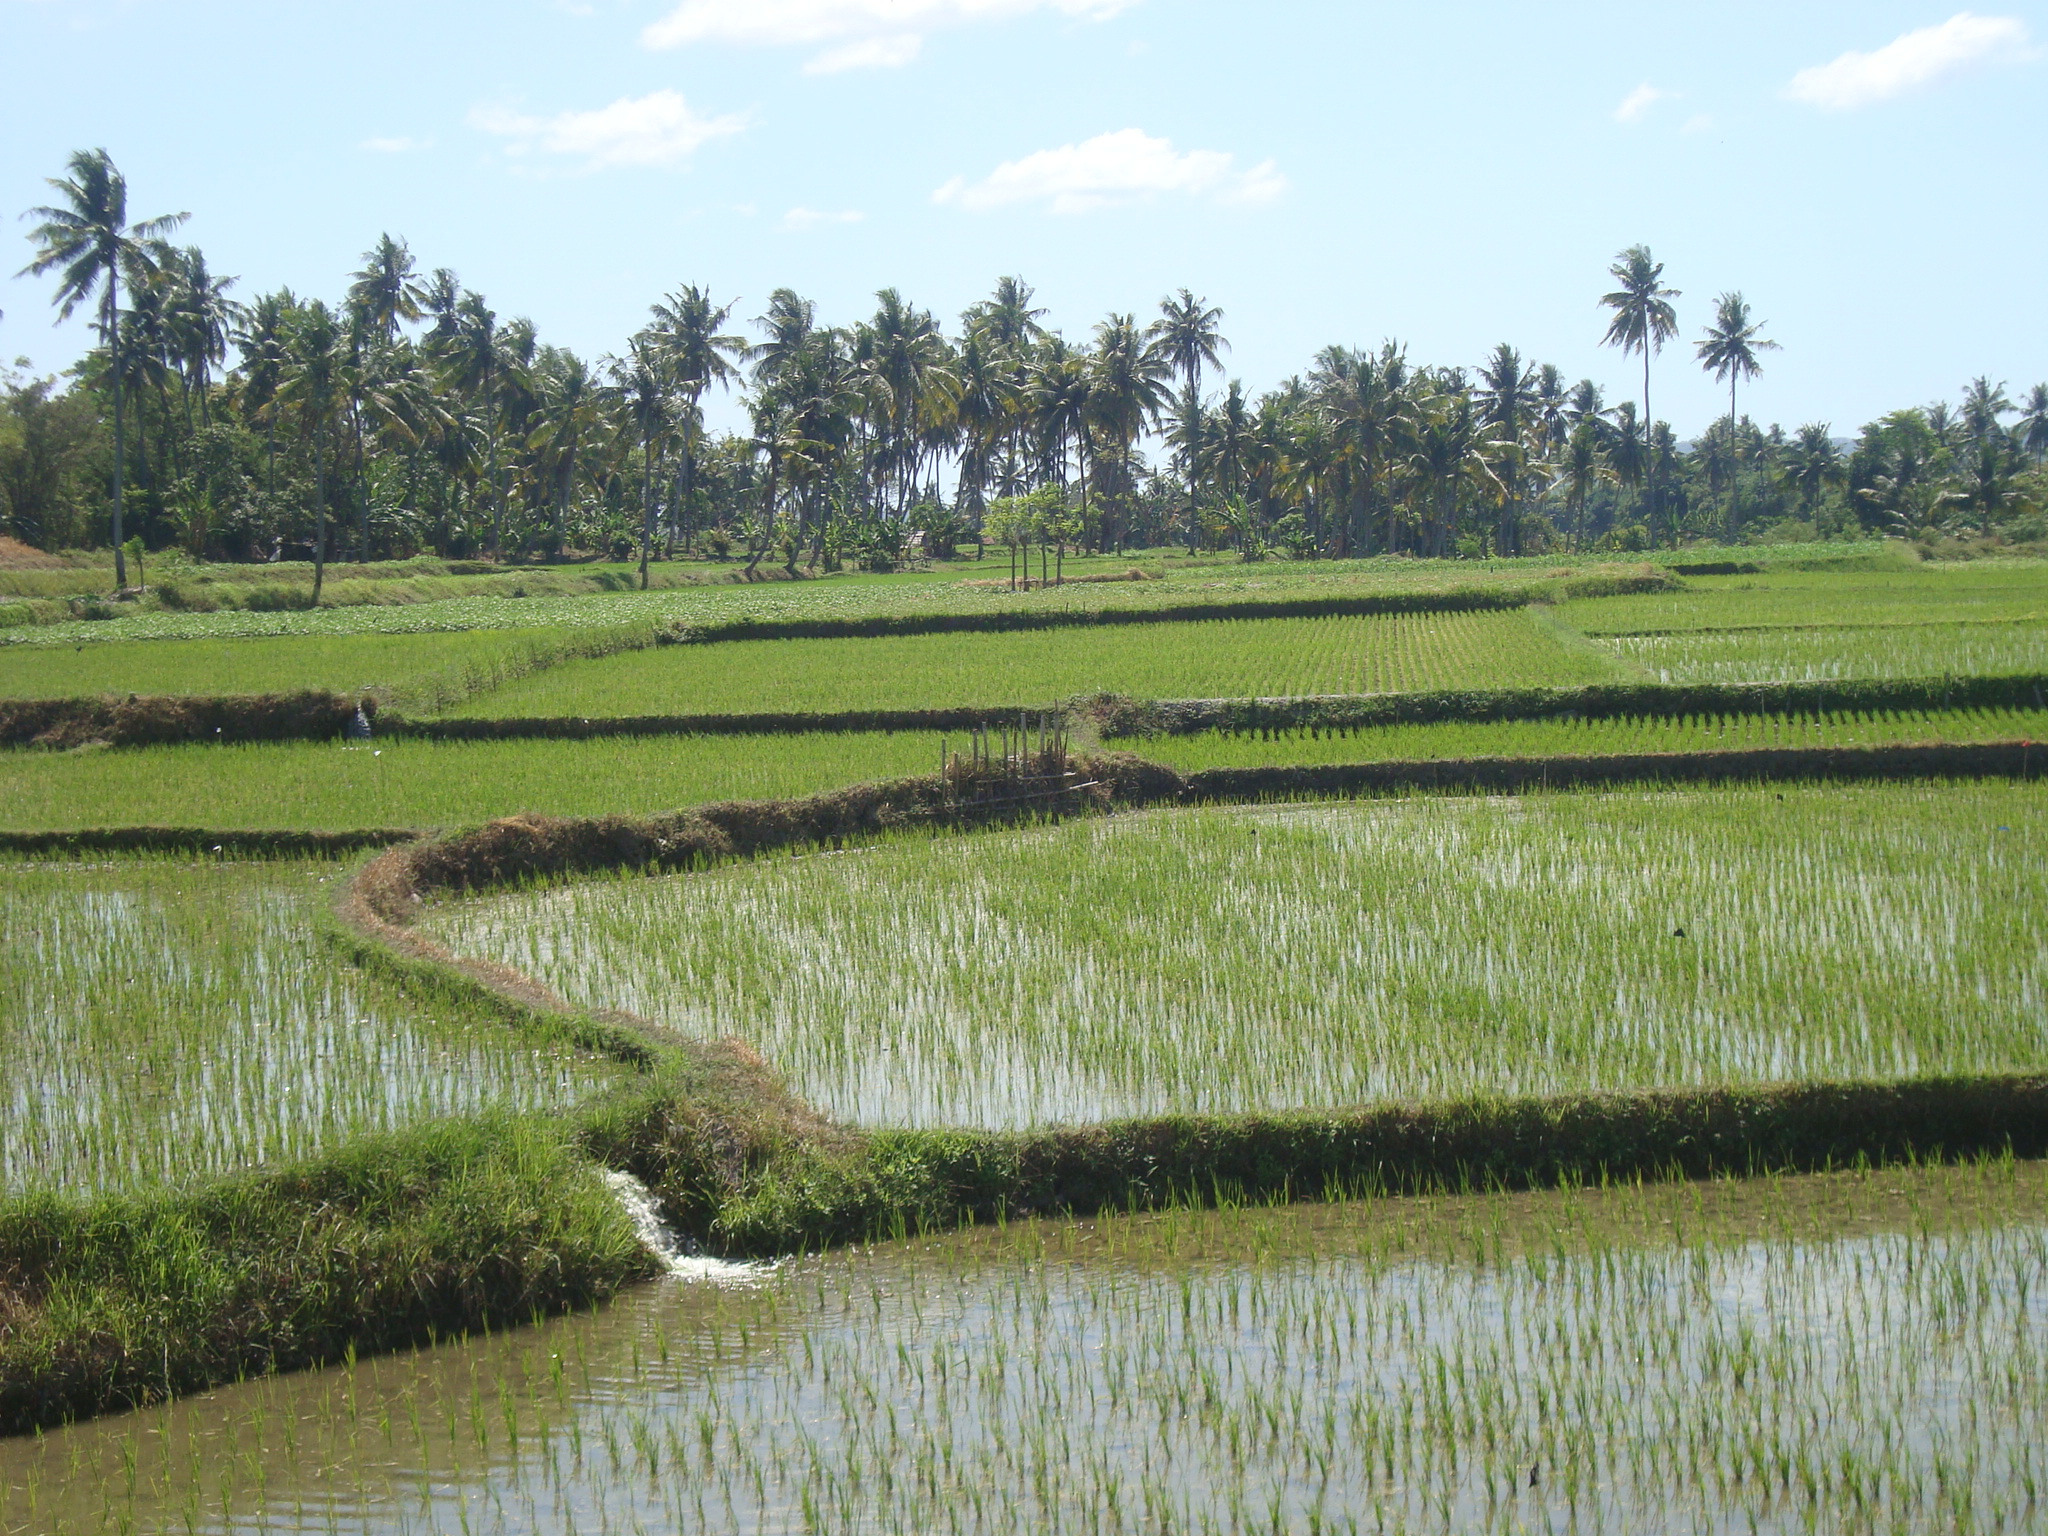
1641;352;1653;545
639;436;654;590
312;427;328;606
105;283;128;589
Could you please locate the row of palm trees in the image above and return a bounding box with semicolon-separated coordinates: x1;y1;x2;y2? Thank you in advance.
16;150;2048;582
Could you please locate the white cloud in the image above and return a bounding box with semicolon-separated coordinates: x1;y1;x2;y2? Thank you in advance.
934;128;1285;215
782;206;866;230
468;90;747;170
361;136;428;154
1680;113;1716;135
644;0;1134;71
804;34;923;71
1613;82;1673;124
1785;12;2033;110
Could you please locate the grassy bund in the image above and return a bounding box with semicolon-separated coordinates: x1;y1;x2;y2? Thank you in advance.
5;546;2047;1452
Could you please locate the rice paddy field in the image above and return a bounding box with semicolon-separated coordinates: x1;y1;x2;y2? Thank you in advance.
1605;622;2048;684
8;538;2048;1503
425;781;2048;1129
448;609;1616;718
0;732;956;833
0;559;1529;652
8;1159;2045;1535
0;627;591;702
1560;559;2048;635
1134;705;2048;771
0;857;622;1196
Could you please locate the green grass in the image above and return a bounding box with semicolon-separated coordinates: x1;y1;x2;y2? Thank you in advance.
1134;705;2048;771
427;782;2048;1129
0;857;623;1195
9;1159;2043;1533
1561;558;2048;635
1606;622;2048;684
0;626;594;701
0;731;959;832
451;610;1621;718
0;554;1645;650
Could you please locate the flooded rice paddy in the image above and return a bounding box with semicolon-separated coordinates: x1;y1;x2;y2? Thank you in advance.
0;858;623;1196
426;783;2048;1129
1602;620;2048;685
5;1160;2044;1534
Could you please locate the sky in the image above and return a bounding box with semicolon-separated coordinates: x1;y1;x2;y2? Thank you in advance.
2;0;2042;441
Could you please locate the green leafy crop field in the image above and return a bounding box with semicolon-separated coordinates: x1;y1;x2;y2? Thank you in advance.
0;731;956;832
449;610;1619;718
426;781;2048;1129
0;857;621;1196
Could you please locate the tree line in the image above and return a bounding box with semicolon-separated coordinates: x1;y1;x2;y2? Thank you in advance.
7;150;2046;594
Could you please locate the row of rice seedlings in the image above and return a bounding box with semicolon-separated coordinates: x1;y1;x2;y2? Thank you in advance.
9;1158;2042;1534
452;610;1616;719
2;553;1577;652
0;858;621;1196
0;731;957;834
0;626;573;702
1605;622;2048;685
427;781;2048;1129
1141;705;2048;773
1562;559;2048;636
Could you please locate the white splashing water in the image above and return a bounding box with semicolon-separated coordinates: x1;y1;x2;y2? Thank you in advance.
602;1169;776;1286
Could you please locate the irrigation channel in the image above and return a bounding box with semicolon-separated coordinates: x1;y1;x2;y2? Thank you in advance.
5;1161;2044;1534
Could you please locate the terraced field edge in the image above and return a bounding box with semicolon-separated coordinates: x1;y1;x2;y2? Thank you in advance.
18;670;2048;749
347;755;2048;1265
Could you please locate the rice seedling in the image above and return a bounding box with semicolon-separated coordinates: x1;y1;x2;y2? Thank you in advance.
450;609;1618;719
0;731;960;832
0;626;584;702
0;857;622;1196
1137;705;2048;772
1563;558;2048;635
1607;622;2048;684
8;1157;2043;1534
427;781;2048;1129
0;553;1625;651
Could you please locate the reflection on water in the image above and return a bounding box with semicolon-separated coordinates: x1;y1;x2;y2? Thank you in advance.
5;1161;2046;1534
1;860;621;1196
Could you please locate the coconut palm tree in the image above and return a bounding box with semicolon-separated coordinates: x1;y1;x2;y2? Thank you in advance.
1031;346;1095;530
1779;424;1842;522
607;343;671;588
1312;343;1413;555
347;235;424;347
19;149;187;588
1151;289;1227;512
1694;292;1779;426
276;299;345;601
1560;420;1610;550
645;286;746;552
1086;314;1172;552
1477;343;1539;554
442;293;508;555
1959;377;2015;445
233;288;294;502
2020;384;2048;464
1600;246;1680;542
526;348;600;554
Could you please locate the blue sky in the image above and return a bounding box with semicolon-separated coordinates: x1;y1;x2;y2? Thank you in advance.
3;1;2042;439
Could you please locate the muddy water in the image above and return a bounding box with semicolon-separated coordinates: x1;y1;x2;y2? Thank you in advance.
6;1161;2046;1535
